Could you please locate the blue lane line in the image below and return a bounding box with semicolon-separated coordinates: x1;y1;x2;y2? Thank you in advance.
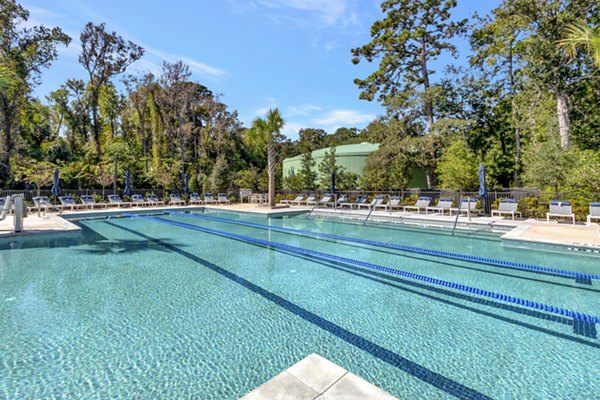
169;211;600;282
124;213;599;325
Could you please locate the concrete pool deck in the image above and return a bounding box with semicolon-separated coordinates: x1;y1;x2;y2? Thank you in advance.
1;202;599;252
240;353;398;400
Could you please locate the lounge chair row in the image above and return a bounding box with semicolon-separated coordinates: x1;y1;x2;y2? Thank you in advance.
283;194;482;214
28;192;231;212
281;194;600;224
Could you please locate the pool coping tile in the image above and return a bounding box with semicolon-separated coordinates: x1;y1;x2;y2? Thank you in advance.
240;354;398;400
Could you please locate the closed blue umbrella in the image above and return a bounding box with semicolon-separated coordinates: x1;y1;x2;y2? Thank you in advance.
51;168;60;198
183;173;189;195
124;171;131;196
478;163;489;214
330;170;336;194
478;164;487;197
123;171;131;196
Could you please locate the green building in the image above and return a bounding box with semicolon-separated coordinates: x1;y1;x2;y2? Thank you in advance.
282;142;428;188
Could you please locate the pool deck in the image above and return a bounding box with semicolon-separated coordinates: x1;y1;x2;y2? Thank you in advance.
1;203;599;252
240;353;398;400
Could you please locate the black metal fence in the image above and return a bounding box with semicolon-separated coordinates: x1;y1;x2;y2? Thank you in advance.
2;187;598;221
276;188;600;221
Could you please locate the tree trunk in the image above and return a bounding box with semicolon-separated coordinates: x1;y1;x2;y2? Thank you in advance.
508;46;521;187
267;140;276;207
420;41;434;133
556;93;570;148
92;97;101;153
511;98;521;187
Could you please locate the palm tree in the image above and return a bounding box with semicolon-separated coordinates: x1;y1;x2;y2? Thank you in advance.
559;22;600;67
247;108;284;208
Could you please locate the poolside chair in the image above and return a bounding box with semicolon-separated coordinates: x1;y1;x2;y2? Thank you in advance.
80;195;106;209
169;193;186;206
58;195;84;211
587;203;600;226
189;192;204;205
146;194;165;206
326;194;348;208
385;196;403;211
450;197;481;216
31;196;62;215
299;194;317;206
282;194;304;205
546;200;575;224
426;198;454;215
107;194;132;208
341;195;368;209
357;195;385;210
131;194;149;207
204;193;216;204
312;193;333;208
491;199;521;220
403;196;432;214
290;194;306;205
217;193;231;204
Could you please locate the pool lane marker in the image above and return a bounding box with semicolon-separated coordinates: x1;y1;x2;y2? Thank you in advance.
124;212;599;335
168;211;599;285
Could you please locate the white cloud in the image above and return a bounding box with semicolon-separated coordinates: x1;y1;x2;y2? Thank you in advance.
258;0;348;25
281;121;305;139
285;104;321;117
314;109;375;126
228;0;359;27
143;47;226;80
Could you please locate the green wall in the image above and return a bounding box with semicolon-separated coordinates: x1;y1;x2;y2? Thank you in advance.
283;142;428;188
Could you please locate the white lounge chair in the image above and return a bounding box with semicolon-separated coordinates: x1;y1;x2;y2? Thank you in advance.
311;194;333;208
357;195;385;210
58;195;85;211
282;195;303;205
107;194;132;208
426;198;454;215
450;197;481;216
80;195;106;209
326;194;348;208
587;202;600;226
217;193;231;204
379;195;403;211
169;193;186;206
341;195;368;209
491;199;521;220
146;194;165;206
300;194;317;205
131;194;149;207
403;196;432;214
546;200;575;224
31;196;62;215
204;193;216;204
189;193;204;205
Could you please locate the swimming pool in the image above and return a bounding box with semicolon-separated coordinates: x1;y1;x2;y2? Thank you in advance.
1;210;599;398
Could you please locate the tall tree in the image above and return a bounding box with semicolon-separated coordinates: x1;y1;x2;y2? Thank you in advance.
0;0;70;186
492;0;598;149
247;108;284;207
470;9;527;186
123;72;154;173
351;0;467;132
79;22;143;154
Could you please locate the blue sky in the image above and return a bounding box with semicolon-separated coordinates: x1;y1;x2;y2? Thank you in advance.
20;0;499;139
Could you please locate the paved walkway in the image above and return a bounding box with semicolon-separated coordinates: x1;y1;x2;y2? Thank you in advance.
241;353;398;400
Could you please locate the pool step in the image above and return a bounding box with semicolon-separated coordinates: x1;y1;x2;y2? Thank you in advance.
240;353;398;400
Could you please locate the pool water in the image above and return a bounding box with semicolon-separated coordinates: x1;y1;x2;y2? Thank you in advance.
0;210;599;399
